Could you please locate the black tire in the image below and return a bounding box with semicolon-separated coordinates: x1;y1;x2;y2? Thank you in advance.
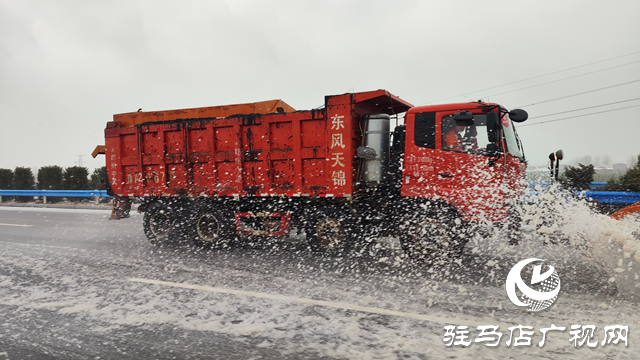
143;201;176;246
185;202;235;249
399;209;467;263
506;199;523;246
508;207;522;245
304;207;352;254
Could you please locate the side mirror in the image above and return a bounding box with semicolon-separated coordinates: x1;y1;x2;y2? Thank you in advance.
486;112;500;143
508;109;528;122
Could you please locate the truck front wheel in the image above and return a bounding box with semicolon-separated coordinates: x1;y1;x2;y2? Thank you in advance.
399;215;466;263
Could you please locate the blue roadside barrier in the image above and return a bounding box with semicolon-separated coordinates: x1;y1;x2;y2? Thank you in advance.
0;190;111;197
526;183;640;204
2;188;638;204
0;190;112;204
580;191;640;204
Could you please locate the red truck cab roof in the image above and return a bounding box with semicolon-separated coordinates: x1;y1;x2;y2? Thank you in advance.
408;101;500;115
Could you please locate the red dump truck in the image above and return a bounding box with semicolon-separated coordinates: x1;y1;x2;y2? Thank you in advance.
93;89;528;260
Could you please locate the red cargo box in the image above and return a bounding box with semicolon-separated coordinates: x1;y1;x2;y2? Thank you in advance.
105;90;412;199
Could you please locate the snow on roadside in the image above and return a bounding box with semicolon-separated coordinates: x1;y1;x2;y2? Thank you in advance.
484;184;640;299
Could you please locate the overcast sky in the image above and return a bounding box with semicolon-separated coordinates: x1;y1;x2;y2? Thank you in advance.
1;0;639;173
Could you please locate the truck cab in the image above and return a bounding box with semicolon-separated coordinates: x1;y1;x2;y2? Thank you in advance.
401;103;527;223
374;102;527;261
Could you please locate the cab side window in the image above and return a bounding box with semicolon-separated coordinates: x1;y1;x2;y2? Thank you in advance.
442;117;460;152
441;114;487;155
414;112;435;149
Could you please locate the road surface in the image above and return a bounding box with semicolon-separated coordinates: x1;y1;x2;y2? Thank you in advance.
0;206;637;359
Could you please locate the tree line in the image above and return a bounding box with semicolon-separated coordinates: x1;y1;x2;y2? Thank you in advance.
0;166;107;202
561;154;640;192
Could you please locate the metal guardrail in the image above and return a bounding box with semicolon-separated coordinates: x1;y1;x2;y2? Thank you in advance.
0;189;111;204
0;190;111;197
1;188;638;204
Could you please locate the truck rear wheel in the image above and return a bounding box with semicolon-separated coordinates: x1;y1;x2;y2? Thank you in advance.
186;203;234;248
305;208;351;254
143;201;176;246
399;213;466;263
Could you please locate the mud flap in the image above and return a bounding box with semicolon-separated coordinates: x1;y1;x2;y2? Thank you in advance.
110;196;132;220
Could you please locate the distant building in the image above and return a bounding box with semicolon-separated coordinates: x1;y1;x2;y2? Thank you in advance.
613;163;628;174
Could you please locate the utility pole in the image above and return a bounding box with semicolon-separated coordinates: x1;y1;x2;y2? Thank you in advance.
76;155;85;167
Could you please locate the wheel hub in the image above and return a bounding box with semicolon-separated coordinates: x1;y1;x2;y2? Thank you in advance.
149;211;171;238
316;217;345;248
196;213;221;242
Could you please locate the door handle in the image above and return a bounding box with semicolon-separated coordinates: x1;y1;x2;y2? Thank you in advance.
438;173;454;178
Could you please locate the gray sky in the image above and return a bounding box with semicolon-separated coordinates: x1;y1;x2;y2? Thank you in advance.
1;0;639;173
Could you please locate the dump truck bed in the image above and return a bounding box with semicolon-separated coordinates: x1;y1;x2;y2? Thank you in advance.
114;99;297;128
104;90;412;199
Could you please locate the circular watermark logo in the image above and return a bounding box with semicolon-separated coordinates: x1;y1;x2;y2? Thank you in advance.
505;258;561;312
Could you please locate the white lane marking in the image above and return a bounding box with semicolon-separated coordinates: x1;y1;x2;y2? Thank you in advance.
0;223;33;227
128;277;505;327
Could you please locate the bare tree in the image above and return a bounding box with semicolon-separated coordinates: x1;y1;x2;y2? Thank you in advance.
574;155;593;166
569;154;612;167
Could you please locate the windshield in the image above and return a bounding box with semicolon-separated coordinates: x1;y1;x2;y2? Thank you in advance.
501;116;523;159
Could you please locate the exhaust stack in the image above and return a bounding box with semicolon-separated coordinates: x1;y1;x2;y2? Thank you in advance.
359;113;390;185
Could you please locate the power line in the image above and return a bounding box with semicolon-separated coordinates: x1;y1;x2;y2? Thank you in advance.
488;60;640;98
518;104;640;127
514;79;640;108
531;97;640;119
427;50;640;103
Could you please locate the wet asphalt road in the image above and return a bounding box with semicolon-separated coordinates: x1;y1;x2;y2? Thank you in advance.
0;207;637;360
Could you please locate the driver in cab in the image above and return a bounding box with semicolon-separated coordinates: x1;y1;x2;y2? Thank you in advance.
444;118;478;153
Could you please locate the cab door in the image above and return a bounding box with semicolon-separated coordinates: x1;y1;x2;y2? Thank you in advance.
401;112;438;199
435;111;507;222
